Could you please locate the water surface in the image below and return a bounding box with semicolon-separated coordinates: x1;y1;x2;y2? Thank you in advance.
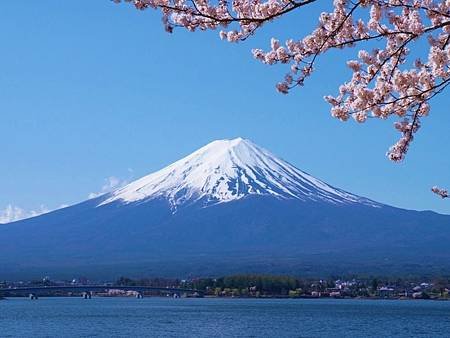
1;297;449;337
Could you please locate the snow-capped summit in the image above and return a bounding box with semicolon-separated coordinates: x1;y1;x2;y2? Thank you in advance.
101;137;378;208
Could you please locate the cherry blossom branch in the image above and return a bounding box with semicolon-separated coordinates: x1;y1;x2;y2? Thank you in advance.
115;0;450;198
114;0;318;38
251;1;450;163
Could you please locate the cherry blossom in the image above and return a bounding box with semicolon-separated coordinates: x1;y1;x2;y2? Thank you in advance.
432;186;449;199
114;0;449;196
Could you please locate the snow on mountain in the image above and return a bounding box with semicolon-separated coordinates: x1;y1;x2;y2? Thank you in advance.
101;138;379;209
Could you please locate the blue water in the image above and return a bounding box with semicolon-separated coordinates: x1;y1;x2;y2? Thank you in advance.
1;297;450;337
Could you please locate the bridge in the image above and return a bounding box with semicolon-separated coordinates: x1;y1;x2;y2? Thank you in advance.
0;285;203;299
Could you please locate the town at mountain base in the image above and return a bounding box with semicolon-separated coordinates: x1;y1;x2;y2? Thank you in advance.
2;138;450;279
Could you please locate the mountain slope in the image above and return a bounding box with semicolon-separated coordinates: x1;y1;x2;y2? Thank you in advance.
1;138;450;279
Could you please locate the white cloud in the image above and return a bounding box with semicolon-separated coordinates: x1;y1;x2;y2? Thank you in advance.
0;204;50;224
1;173;133;224
88;175;129;199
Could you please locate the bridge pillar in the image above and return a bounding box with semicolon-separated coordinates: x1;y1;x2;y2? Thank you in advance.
82;292;92;299
29;293;38;300
135;292;144;299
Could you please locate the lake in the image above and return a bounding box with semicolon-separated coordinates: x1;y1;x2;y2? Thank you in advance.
1;297;450;337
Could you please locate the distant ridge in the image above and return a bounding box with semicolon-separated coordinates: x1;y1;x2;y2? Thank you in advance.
1;138;450;279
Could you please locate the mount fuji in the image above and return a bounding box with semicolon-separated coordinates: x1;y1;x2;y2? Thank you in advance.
2;138;450;279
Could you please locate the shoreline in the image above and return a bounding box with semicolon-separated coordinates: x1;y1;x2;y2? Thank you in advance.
1;295;448;302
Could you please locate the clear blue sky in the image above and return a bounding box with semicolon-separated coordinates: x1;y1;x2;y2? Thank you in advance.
1;1;449;217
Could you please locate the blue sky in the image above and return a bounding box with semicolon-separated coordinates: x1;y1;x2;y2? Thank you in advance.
1;0;449;220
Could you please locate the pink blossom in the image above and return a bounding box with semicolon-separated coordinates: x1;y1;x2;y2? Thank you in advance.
276;82;289;94
432;186;449;199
